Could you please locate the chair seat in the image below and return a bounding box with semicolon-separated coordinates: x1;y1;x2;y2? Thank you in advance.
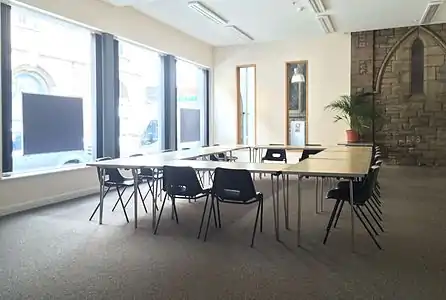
104;179;135;187
326;187;367;205
217;191;262;204
172;187;211;198
337;180;363;189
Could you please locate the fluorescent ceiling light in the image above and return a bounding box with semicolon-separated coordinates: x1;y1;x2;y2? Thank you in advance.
227;25;254;41
188;1;228;25
317;15;335;34
420;1;443;24
308;0;326;14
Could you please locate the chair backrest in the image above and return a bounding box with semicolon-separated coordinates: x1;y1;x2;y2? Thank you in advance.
130;153;153;176
212;168;257;202
163;166;203;197
299;149;321;161
96;157;125;183
210;154;220;161
356;165;379;204
263;148;287;162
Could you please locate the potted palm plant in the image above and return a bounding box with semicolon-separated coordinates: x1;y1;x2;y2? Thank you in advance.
324;93;374;143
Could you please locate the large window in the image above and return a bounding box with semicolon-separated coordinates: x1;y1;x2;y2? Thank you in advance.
176;59;207;149
8;5;95;173
118;40;163;157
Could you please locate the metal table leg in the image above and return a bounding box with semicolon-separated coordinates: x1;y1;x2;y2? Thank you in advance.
152;168;158;231
132;168;139;229
285;174;290;229
297;175;302;247
276;174;280;240
349;178;355;252
271;174;277;238
320;177;325;212
99;167;105;225
315;177;319;214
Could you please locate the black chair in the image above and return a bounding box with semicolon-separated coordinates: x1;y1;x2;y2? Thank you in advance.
154;166;210;234
89;157;144;223
299;149;322;161
323;166;382;249
200;167;263;247
261;148;287;163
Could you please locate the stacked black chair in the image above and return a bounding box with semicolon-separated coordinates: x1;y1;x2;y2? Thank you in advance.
154;166;210;234
89;157;144;223
199;167;263;247
323;165;383;249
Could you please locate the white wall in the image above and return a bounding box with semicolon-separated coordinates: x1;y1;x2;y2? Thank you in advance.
0;0;213;216
213;34;351;145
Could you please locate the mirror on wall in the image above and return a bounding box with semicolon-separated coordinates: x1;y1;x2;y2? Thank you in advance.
286;61;307;146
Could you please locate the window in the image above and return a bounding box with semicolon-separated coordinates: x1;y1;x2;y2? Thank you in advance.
286;61;307;146
176;59;207;149
237;65;256;145
8;5;96;173
118;40;163;157
411;38;424;95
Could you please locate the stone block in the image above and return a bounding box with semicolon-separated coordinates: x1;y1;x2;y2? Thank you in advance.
425;101;442;111
400;109;418;118
392;61;410;72
426;55;445;67
426;46;446;56
426;67;437;80
382;76;399;85
400;71;410;83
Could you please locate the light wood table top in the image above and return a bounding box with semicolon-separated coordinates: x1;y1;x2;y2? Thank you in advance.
284;157;370;177
165;160;291;173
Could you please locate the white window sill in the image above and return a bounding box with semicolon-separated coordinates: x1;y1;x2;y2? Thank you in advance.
1;164;94;181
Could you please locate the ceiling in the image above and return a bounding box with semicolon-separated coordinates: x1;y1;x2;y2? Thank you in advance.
102;0;446;46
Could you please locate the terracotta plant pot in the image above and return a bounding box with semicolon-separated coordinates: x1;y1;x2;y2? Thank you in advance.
346;129;359;143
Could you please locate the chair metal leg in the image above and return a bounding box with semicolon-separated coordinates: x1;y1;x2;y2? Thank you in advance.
154;193;168;234
138;187;148;213
172;196;179;224
89;203;100;221
116;188;129;223
112;187;127;211
357;206;379;236
250;199;262;247
333;200;345;228
353;205;382;250
282;174;289;229
89;187;110;221
365;203;384;232
197;194;210;239
204;196;216;242
216;196;222;228
367;201;383;221
323;200;341;244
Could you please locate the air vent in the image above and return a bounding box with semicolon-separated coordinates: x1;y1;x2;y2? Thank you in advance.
420;1;443;24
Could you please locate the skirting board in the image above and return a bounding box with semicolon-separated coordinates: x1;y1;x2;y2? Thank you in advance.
0;187;98;217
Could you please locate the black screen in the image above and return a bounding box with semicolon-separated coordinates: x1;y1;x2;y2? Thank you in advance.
180;108;200;143
22;93;84;155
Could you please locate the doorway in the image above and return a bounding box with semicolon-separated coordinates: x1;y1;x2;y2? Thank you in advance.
236;65;256;145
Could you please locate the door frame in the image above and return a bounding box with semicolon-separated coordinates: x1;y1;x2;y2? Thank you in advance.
236;64;257;145
285;61;308;145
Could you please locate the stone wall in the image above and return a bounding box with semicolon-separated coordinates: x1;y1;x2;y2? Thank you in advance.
351;25;446;166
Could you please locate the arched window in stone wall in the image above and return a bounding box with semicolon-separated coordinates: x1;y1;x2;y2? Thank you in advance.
411;38;425;95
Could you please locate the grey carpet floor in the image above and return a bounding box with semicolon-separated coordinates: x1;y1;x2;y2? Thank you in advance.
1;166;446;299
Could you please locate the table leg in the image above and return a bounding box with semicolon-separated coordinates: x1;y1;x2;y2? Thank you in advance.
315;177;319;214
99;168;105;225
132;169;138;229
152;168;157;231
349;179;355;252
286;174;290;230
271;174;278;239
297;175;302;247
320;177;324;212
276;174;280;240
249;147;252;162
